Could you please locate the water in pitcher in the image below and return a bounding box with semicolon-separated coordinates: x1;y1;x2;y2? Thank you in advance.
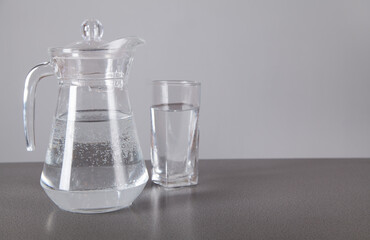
40;110;148;212
151;103;199;186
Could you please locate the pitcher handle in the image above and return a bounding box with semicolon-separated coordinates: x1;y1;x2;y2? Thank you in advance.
23;62;54;151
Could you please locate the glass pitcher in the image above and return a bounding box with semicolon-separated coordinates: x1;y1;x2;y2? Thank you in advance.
23;19;148;213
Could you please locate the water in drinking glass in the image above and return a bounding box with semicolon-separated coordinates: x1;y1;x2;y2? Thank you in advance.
150;103;199;187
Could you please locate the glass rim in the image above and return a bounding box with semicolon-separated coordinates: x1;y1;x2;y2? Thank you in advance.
152;80;201;86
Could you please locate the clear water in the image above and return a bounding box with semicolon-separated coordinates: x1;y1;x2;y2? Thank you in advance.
150;103;199;187
41;110;148;213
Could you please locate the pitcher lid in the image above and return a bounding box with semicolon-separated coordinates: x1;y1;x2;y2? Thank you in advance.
49;19;144;59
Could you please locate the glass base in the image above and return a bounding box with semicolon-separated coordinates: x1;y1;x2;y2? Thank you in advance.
41;180;146;214
60;205;131;214
152;173;198;188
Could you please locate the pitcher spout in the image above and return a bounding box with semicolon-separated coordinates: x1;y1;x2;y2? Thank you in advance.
103;37;145;52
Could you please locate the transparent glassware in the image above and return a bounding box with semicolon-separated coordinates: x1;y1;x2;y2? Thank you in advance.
23;19;148;213
150;81;201;187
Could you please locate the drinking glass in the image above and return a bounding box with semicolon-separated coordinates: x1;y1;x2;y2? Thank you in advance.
150;80;201;187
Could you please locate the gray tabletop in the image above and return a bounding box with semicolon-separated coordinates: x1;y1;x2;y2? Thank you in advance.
1;159;369;240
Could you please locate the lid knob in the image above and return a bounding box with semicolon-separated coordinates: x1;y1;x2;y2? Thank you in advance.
81;19;103;42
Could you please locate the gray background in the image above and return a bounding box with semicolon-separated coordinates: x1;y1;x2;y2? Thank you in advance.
1;0;370;162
